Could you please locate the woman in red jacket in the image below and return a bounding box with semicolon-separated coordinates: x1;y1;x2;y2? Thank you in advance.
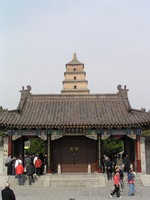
35;157;42;177
109;168;121;198
15;163;24;185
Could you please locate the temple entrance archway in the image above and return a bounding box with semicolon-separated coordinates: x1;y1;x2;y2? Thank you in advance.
102;135;135;171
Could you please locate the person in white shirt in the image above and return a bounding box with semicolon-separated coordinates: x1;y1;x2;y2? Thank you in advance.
15;156;22;168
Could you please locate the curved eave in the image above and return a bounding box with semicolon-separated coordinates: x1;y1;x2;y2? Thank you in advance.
1;121;150;130
64;71;86;75
66;61;84;66
63;80;88;84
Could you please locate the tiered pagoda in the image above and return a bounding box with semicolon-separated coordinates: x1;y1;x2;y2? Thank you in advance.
61;53;90;94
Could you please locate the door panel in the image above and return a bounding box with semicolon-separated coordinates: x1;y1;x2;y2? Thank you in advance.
52;136;97;172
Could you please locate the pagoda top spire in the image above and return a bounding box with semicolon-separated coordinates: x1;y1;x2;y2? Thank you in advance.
66;52;83;65
73;52;77;60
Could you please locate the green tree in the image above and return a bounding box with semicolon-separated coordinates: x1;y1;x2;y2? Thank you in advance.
0;106;5;136
28;138;46;155
103;136;123;158
141;129;150;137
0;106;3;112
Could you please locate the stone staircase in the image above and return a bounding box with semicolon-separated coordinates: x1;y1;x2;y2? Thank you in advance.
50;173;105;187
0;172;144;188
0;174;45;187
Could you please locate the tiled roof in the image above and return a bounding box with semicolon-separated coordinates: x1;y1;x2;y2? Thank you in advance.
0;86;150;129
66;59;83;65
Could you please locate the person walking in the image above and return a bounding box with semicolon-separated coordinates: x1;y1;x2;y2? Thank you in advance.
5;154;12;175
35;156;42;177
15;155;23;168
24;154;32;174
26;163;35;185
109;168;121;198
116;154;122;169
123;154;130;172
15;163;24;185
119;164;124;190
1;182;16;200
106;159;112;180
11;155;16;176
33;154;38;174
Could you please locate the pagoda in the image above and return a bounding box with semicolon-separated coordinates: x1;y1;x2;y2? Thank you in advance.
61;53;90;94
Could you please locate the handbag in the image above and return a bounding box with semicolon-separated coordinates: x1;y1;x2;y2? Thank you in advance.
5;163;8;166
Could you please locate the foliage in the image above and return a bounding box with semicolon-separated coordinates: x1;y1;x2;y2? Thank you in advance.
0;131;5;136
103;136;123;158
141;129;150;137
0;106;5;136
0;106;3;112
28;138;46;155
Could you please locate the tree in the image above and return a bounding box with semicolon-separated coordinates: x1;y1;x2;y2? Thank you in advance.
103;136;123;158
0;106;5;136
141;129;150;137
0;106;3;112
28;138;46;155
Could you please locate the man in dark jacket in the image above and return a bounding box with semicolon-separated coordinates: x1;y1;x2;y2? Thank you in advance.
26;163;35;185
106;159;112;180
1;182;16;200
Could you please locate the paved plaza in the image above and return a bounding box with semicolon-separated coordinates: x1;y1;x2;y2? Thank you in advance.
0;185;149;200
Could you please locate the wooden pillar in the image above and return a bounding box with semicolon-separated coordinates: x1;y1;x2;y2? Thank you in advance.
136;135;141;172
47;134;51;173
8;136;12;155
123;135;127;155
98;134;102;173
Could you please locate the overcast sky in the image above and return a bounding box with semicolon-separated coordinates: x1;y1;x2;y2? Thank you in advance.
0;0;150;111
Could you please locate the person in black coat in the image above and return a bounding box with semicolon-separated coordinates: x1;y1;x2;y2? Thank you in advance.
1;182;16;200
106;159;112;180
26;163;35;185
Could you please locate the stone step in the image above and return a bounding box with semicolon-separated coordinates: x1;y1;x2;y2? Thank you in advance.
50;174;100;187
2;175;45;187
0;172;143;187
51;173;98;178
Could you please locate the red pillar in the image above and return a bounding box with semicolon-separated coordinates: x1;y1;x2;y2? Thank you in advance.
8;136;12;155
136;135;141;172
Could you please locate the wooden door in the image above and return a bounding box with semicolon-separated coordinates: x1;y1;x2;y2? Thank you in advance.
52;136;97;173
61;136;88;172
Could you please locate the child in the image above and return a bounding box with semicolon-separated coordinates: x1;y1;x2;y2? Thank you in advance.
128;169;135;196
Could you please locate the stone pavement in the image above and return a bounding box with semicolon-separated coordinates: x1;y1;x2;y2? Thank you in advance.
0;185;150;200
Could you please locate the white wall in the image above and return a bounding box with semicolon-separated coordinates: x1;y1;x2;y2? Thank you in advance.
0;137;8;175
140;137;146;173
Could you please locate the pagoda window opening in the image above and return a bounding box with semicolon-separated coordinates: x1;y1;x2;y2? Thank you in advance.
74;85;77;89
74;76;76;80
74;68;76;71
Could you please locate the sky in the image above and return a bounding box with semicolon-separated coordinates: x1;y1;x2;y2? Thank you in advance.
0;0;150;111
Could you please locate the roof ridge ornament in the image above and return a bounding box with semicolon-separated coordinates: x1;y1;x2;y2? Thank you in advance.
20;85;31;97
117;84;128;98
117;84;132;112
17;85;32;112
